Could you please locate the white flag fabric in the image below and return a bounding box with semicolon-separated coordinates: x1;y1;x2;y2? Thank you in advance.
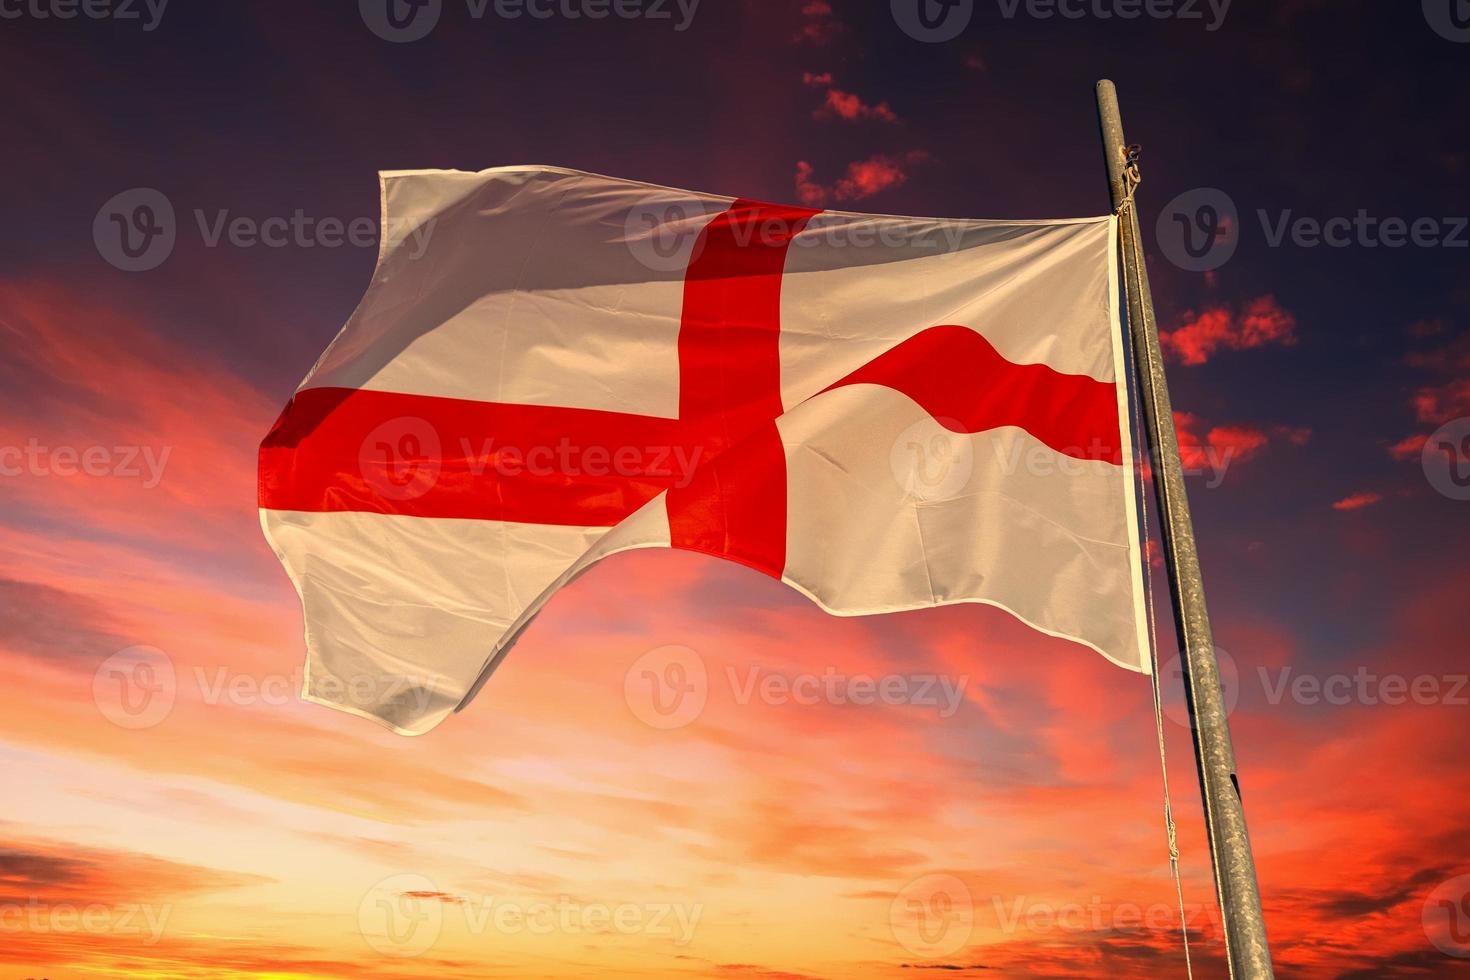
259;166;1148;734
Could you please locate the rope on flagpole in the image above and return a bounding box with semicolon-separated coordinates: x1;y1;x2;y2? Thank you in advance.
1118;145;1195;979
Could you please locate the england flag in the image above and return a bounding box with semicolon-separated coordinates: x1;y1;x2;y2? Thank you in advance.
259;167;1148;734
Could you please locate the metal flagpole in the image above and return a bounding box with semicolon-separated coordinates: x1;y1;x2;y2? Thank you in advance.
1094;79;1275;979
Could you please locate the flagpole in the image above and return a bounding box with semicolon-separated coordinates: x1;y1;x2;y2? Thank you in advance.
1094;79;1275;979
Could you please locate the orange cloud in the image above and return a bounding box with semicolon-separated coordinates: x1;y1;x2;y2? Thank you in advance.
1332;491;1383;511
1160;295;1298;365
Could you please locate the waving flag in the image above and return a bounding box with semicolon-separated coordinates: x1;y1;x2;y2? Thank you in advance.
259;167;1148;734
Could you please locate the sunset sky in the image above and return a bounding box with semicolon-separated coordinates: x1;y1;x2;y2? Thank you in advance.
3;1;1469;978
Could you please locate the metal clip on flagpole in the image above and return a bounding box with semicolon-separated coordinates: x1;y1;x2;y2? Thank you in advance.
1094;80;1276;980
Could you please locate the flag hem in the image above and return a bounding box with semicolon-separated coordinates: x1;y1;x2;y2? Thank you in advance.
1107;213;1153;677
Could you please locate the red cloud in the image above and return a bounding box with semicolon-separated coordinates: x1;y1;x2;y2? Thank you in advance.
794;151;929;207
1411;377;1470;423
792;0;840;44
817;88;899;123
1332;491;1383;511
801;73;899;123
1160;294;1299;365
1173;411;1268;471
1397;325;1470;436
1388;433;1428;459
794;160;825;207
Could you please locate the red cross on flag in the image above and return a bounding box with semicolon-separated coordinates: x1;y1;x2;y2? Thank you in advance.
259;167;1149;734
